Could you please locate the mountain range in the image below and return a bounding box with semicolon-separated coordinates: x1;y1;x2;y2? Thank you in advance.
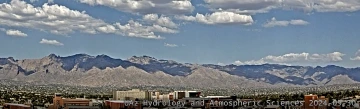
0;54;359;88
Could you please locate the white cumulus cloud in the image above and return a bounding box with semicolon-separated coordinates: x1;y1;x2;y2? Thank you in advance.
143;14;178;28
282;0;360;12
350;49;360;61
114;20;178;39
48;0;54;4
234;52;345;65
78;0;195;15
0;0;175;39
39;39;64;46
204;0;281;14
6;29;28;37
149;25;178;34
203;0;360;14
263;17;309;28
234;60;267;65
0;0;104;35
164;43;178;47
175;11;253;25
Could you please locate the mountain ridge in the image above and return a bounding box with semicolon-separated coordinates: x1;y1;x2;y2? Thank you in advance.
0;54;359;88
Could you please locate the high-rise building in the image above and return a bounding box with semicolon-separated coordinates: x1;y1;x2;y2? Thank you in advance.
113;89;151;100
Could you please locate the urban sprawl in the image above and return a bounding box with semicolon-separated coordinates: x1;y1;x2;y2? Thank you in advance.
1;84;360;109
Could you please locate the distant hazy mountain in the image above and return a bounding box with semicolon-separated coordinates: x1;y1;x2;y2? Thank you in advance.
0;54;359;88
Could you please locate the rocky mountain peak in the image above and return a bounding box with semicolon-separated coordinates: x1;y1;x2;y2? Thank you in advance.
325;65;341;68
48;53;57;57
128;55;157;64
0;57;17;65
158;59;178;64
69;53;93;58
7;57;15;61
95;54;112;59
1;54;360;87
46;53;60;60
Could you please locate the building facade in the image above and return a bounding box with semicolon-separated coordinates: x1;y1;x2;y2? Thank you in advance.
318;96;329;109
113;89;151;100
151;92;175;101
173;91;201;100
304;94;319;109
48;93;100;109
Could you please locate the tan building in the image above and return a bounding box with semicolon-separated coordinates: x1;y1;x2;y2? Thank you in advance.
318;96;329;109
151;92;175;101
48;93;99;109
304;94;319;109
113;89;151;100
151;92;160;100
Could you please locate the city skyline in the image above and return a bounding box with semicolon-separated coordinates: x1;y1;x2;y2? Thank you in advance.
0;0;360;67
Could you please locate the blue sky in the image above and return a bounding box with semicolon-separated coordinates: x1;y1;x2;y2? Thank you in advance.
0;0;360;67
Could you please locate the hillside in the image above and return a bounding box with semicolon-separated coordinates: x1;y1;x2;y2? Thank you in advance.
0;54;359;88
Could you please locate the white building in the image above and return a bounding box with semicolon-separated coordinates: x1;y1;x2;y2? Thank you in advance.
150;91;201;100
173;91;201;99
151;92;174;101
113;89;151;100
